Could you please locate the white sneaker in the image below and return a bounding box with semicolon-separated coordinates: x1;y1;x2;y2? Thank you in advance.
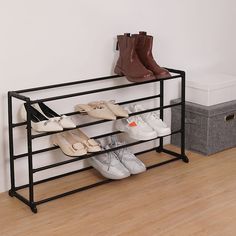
131;104;171;136
109;137;146;175
115;107;157;141
88;145;130;180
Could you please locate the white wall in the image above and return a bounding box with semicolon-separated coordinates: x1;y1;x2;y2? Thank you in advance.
0;0;236;193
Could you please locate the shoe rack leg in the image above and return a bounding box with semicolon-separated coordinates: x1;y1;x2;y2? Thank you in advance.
180;72;189;163
25;99;36;210
8;92;16;196
156;80;164;153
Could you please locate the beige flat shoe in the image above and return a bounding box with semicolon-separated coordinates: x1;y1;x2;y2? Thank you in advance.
52;133;87;157
75;103;116;120
103;100;129;118
70;129;101;153
88;100;128;118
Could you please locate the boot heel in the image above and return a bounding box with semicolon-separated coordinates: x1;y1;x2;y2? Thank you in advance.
114;66;124;76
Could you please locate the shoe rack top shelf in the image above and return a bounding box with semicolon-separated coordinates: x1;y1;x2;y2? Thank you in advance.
10;68;184;103
10;67;184;134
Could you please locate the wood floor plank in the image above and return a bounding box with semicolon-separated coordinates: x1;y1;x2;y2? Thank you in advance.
0;145;236;236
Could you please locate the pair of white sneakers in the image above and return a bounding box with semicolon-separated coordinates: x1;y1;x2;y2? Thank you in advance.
115;104;171;141
88;137;146;179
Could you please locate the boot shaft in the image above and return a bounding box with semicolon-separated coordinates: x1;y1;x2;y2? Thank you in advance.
131;31;171;79
114;33;155;81
117;33;136;52
132;31;153;55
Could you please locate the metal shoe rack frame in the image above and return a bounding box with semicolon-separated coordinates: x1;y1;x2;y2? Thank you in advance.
8;68;189;213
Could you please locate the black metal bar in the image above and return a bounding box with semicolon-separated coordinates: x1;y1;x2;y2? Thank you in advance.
14;73;181;95
118;94;160;106
15;75;122;94
35;155;181;206
14;145;182;206
164;68;185;75
180;72;186;157
33;130;181;173
14;119;183;159
10;100;181;139
12;121;27;128
15;145;175;191
157;80;164;152
11;94;161;128
25;99;35;205
15;166;93;191
32;141;146;173
161;148;183;159
10;91;30;101
31;102;182;139
8;92;16;193
35;179;112;205
134;147;157;156
29;75;181;104
14;191;31;207
14;131;121;160
15;145;170;191
147;157;181;170
14;146;59;160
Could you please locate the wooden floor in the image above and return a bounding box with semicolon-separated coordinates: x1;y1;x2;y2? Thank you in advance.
1;145;236;236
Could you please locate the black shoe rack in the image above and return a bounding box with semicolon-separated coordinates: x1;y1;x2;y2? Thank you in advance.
8;68;189;213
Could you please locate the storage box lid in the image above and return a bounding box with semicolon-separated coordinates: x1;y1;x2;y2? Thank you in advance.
186;74;236;91
171;99;236;117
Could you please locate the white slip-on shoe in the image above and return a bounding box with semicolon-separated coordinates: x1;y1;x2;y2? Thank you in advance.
108;137;146;174
20;104;63;133
131;104;171;136
88;145;130;180
115;107;157;141
52;133;87;157
32;102;76;129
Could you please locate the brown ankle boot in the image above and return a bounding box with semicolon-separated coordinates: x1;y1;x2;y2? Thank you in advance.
132;31;171;79
114;33;155;82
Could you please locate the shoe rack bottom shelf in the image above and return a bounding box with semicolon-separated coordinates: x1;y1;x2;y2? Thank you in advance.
10;145;188;210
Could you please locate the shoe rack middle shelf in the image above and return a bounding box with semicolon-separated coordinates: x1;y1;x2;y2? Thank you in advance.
8;68;189;213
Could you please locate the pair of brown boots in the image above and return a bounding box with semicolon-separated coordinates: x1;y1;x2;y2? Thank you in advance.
114;31;170;82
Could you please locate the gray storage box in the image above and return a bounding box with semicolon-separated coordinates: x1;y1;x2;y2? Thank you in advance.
171;99;236;155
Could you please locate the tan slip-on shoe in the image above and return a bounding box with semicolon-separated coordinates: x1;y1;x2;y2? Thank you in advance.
75;103;116;120
70;129;101;153
103;100;129;118
52;133;87;157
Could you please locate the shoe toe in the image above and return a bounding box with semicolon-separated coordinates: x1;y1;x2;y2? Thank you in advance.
60;117;76;128
47;121;63;131
141;130;157;140
156;69;171;79
123;160;146;175
103;166;130;179
87;146;102;153
35;121;63;132
156;127;171;136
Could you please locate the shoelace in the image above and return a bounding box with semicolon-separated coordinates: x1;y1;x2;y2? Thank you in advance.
110;137;128;162
107;151;120;171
